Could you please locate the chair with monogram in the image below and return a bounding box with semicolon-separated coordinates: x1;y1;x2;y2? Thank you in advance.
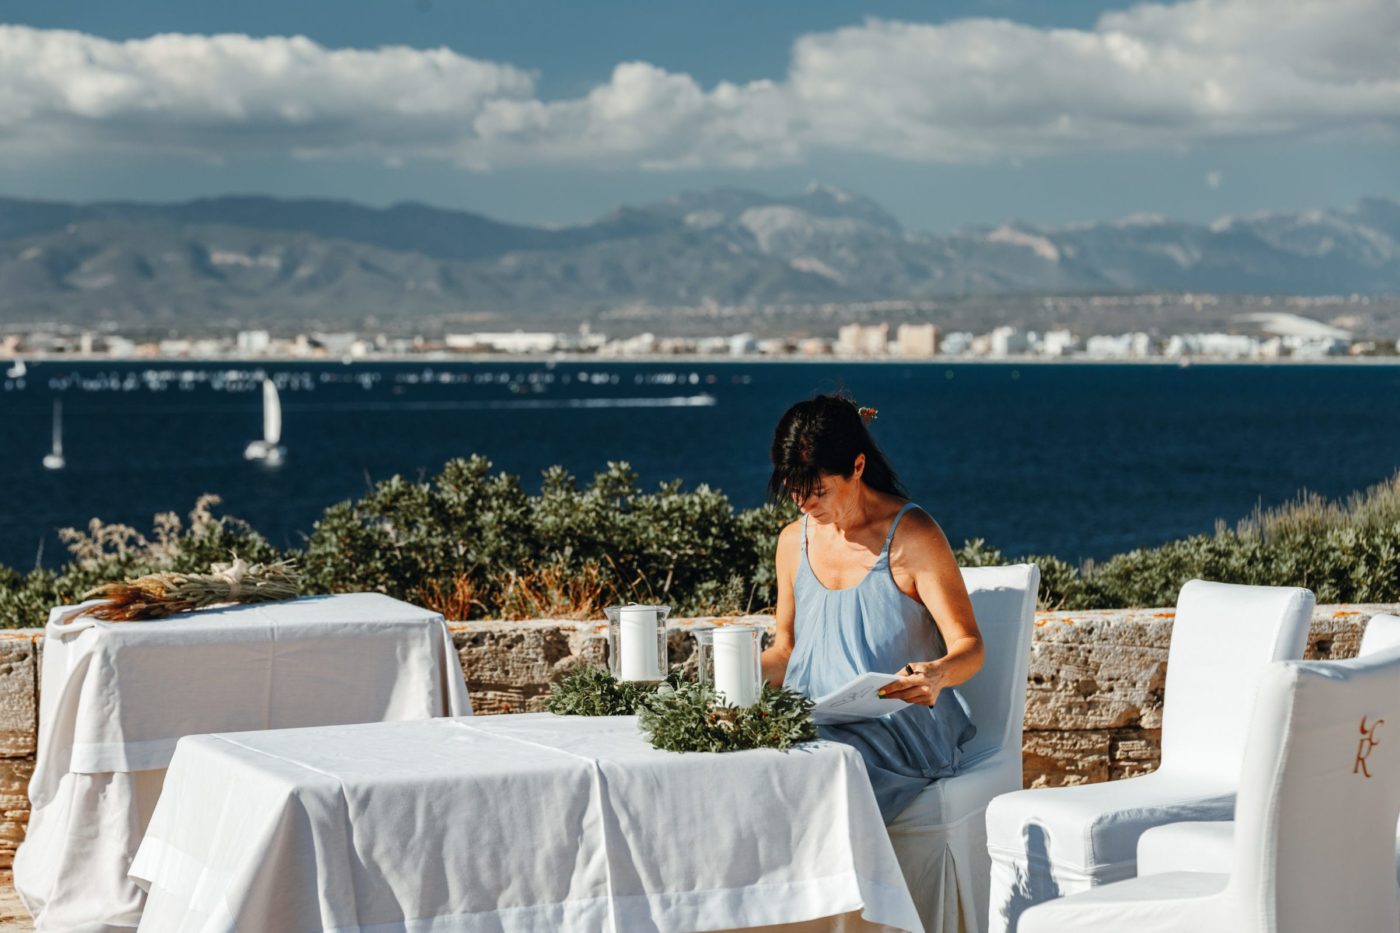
984;580;1314;932
1134;612;1400;887
1019;647;1400;932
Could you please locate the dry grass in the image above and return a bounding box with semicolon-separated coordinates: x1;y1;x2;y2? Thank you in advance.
415;574;480;622
71;557;301;622
497;561;614;621
1230;470;1400;542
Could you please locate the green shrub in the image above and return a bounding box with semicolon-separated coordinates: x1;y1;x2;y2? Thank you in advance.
1060;474;1400;608
300;457;779;618
2;462;1396;628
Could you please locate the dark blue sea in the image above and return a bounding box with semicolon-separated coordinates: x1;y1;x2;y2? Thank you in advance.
2;359;1399;571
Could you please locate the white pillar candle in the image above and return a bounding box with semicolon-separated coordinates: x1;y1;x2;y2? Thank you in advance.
713;627;760;707
618;606;660;681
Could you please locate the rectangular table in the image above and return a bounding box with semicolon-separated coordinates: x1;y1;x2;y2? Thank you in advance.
15;592;473;933
131;714;924;933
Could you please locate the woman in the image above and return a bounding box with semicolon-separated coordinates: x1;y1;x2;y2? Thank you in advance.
761;393;984;822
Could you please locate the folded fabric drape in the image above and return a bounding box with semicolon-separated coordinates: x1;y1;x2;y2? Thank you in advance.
984;580;1315;932
1019;647;1400;932
130;715;923;933
14;593;473;933
886;564;1038;933
1135;612;1400;889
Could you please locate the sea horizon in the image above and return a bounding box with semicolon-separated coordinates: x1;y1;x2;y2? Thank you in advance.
3;358;1399;573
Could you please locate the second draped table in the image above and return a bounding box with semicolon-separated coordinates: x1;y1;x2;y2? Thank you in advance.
131;713;925;933
15;592;473;933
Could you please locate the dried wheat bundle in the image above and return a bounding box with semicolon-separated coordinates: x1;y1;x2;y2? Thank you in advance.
71;557;302;622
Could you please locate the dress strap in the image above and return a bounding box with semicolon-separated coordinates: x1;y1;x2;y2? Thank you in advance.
800;512;809;553
881;502;920;555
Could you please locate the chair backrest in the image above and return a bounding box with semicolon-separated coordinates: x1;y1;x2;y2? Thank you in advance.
958;564;1039;763
1159;580;1313;779
1231;650;1400;933
1360;614;1400;657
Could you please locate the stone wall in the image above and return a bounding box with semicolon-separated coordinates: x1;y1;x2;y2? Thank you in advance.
0;603;1391;867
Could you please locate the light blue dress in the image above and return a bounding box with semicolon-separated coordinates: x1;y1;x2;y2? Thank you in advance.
784;502;976;822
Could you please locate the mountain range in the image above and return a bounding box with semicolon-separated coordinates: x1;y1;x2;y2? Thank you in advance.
1;184;1398;329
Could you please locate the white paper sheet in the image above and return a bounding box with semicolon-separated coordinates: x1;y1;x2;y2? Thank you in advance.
812;671;907;724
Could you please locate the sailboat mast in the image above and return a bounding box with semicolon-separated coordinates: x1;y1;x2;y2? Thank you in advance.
51;400;63;457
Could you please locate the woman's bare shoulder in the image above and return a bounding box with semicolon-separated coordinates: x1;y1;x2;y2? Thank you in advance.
891;506;952;556
776;519;804;553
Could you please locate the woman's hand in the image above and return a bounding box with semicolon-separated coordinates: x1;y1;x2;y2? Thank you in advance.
879;661;948;707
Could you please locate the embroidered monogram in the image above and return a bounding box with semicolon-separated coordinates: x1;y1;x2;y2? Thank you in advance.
1355;716;1385;778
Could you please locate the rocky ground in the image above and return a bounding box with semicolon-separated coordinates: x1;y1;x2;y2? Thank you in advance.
0;876;30;931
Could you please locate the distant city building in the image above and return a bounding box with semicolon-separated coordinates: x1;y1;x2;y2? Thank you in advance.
988;326;1029;357
575;323;607;352
1284;335;1348;358
1040;329;1077;357
693;336;729;355
237;330;272;355
835;323;890;356
728;333;758;356
1086;333;1153;358
939;332;974;356
895;323;938;358
311;332;362;356
446;331;560;354
105;336;137;357
608;333;657;356
1165;333;1256;358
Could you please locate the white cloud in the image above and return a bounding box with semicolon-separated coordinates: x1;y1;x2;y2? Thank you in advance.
1;0;1398;171
0;26;535;163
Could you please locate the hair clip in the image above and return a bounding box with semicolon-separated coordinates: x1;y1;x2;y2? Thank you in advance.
857;405;878;425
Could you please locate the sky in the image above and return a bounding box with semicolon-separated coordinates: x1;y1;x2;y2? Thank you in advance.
1;0;1398;233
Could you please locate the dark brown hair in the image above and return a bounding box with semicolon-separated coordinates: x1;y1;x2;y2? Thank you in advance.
767;393;907;504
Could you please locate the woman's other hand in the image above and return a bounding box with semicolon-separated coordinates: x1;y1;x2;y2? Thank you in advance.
878;661;948;707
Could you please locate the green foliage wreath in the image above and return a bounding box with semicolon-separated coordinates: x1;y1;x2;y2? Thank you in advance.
544;666;670;716
546;666;818;752
638;681;817;753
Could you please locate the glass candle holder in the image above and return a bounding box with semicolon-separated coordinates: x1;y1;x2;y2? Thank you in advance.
604;603;671;682
694;623;764;707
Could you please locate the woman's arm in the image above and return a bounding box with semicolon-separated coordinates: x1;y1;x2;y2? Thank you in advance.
879;510;985;707
760;520;801;686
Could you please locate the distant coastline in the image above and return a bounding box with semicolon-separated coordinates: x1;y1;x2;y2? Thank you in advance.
5;353;1400;367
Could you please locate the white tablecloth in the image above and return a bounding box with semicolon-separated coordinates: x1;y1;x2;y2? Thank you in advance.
15;592;473;933
130;714;924;933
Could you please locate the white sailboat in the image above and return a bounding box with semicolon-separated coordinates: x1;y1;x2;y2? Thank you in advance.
243;379;286;465
42;400;65;470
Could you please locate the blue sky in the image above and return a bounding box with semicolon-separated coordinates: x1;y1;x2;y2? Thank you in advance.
2;0;1397;232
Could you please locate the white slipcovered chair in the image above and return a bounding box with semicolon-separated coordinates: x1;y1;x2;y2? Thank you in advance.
886;563;1040;933
1136;612;1400;883
1018;647;1400;932
984;580;1315;932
